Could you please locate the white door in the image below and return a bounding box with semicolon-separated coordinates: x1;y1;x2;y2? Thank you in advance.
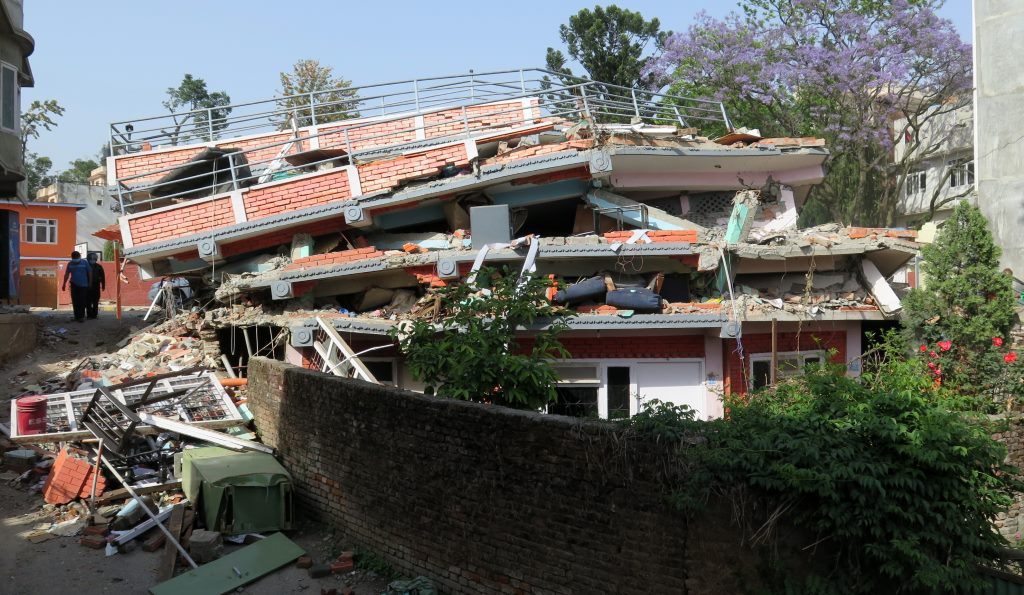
634;362;705;418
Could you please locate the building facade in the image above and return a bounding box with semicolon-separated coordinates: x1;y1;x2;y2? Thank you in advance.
36;165;117;254
0;199;84;306
106;69;916;418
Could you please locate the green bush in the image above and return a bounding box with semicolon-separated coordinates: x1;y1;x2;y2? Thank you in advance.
391;266;572;409
631;336;1022;594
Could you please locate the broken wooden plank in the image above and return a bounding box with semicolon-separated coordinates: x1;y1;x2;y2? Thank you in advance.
158;504;187;583
149;532;304;595
97;480;182;505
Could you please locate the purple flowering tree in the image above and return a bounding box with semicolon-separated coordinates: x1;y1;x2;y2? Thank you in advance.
645;0;972;226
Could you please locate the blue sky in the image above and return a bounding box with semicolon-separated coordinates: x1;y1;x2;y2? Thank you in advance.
22;0;973;170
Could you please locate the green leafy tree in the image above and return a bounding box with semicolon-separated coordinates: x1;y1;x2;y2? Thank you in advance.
631;336;1021;593
162;74;232;145
391;266;573;409
57;158;99;183
20;99;64;155
276;59;358;129
545;5;667;89
902;202;1019;407
24;153;53;198
102;240;120;262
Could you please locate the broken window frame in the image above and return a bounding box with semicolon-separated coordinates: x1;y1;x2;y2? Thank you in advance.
948;157;975;188
360;358;398;387
748;350;825;391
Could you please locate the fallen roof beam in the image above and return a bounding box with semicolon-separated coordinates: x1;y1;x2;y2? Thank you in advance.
136;412;275;454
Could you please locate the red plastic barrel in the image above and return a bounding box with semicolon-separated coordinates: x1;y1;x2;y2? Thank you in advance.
16;395;47;435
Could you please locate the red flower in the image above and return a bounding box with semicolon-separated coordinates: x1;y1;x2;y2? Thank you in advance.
920;344;927;353
1006;352;1018;364
929;351;938;359
994;337;1004;347
938;340;952;352
927;361;937;370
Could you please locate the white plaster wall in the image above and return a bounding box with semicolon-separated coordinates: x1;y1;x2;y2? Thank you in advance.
975;0;1024;281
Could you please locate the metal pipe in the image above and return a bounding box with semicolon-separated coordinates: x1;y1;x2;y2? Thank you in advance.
97;453;198;568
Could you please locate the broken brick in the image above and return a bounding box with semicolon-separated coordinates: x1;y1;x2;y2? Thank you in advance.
79;535;107;550
296;555;313;569
83;525;109;537
331;559;355;574
142;533;166;552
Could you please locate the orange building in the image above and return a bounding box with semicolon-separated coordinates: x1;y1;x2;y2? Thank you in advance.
0;200;86;306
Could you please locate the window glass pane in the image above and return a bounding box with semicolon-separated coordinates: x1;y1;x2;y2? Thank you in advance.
2;66;15;130
752;360;771;390
607;366;631;419
363;360;393;383
549;387;599;418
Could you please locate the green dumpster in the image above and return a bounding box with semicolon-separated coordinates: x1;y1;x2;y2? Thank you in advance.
179;447;294;536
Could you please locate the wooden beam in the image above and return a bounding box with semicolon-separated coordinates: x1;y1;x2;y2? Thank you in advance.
97;480;182;505
158;504;187;583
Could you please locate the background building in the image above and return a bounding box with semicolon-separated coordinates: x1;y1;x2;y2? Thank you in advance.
975;0;1024;285
35;165;116;254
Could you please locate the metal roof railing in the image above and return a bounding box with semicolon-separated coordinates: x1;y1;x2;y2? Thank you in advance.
111;68;732;214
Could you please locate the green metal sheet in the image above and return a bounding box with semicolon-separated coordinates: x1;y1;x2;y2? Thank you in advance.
149;532;304;595
180;447;293;535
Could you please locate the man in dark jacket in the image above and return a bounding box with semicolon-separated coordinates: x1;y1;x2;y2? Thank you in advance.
61;251;92;323
86;253;105;319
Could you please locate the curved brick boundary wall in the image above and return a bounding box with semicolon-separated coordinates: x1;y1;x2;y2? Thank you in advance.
247;357;782;594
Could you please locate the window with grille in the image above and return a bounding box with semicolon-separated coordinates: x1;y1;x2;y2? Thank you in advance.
948;158;974;188
905;171;926;197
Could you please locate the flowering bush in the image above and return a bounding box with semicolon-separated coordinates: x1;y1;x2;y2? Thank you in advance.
913;336;1024;411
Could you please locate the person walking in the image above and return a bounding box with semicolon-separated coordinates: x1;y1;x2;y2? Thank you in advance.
61;251;92;323
86;253;105;319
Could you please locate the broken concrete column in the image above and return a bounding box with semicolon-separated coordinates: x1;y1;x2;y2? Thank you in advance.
189;529;224;564
860;258;902;316
724;190;760;244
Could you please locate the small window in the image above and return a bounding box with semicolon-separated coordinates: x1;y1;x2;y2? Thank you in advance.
362;360;395;386
607;366;631;420
1;64;16;131
750;351;826;390
905;171;926;197
948;158;974;188
23;218;57;244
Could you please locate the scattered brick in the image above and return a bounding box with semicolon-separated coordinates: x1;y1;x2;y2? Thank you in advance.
79;535;107;550
296;555;313;569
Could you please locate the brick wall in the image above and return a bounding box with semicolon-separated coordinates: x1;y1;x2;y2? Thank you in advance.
128;197;235;246
284;247;384;271
358;142;470;194
248;357;789;594
243;168;351;221
553;335;705;359
58;262;152;307
992;416;1024;542
723;331;847;396
318;117;419;152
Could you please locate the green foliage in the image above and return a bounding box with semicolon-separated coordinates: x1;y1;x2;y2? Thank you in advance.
102;240;120;262
277;59;359;129
23;152;52;199
57;158;99;183
162;74;232;145
20;99;64;154
629;334;1021;594
391;266;573;409
902;202;1019;408
545;5;666;88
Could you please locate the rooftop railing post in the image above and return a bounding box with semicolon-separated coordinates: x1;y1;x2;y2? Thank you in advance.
519;69;526;94
227;152;238;191
207;108;215;142
310;92;317;126
580;84;592;119
380;96;385;116
461;106;470;140
470;70;475;100
343;128;354;161
413;80;420;113
631;89;641;120
719;102;733;131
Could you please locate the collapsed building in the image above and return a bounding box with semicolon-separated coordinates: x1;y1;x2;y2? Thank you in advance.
102;68;917;420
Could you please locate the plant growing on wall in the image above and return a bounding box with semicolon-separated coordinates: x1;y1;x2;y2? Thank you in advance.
629;333;1021;594
902;201;1020;409
391;266;573;409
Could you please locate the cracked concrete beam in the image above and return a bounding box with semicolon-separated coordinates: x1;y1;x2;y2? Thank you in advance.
585;189;705;232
